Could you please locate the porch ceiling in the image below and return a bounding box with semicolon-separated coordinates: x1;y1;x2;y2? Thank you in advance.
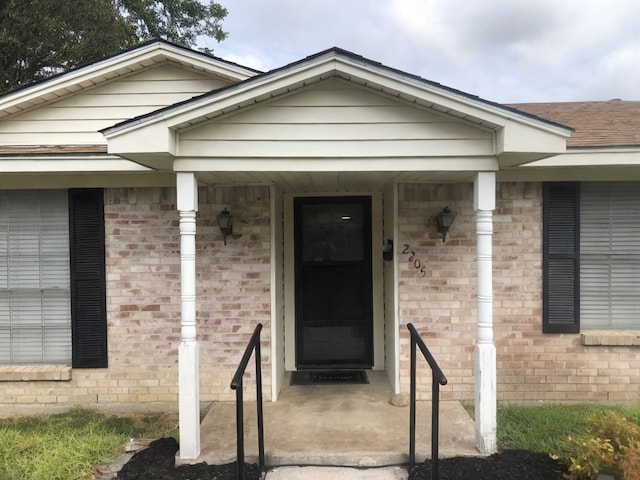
195;170;476;191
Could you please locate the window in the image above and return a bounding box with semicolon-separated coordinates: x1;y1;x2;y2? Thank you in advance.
0;190;71;364
0;189;107;367
543;182;640;333
580;183;640;329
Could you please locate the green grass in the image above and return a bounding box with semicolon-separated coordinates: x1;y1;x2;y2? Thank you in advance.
4;403;640;479
497;403;640;455
0;408;178;480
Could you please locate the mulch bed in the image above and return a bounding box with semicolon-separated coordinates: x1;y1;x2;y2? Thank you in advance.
114;438;261;480
409;449;568;479
113;438;568;480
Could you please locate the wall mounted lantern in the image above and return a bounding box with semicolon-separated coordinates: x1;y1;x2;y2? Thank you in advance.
436;206;456;243
216;208;233;245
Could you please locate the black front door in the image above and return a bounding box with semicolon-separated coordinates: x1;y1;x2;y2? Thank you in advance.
294;196;373;368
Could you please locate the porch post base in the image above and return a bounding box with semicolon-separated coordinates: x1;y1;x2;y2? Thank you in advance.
178;340;201;460
474;342;497;454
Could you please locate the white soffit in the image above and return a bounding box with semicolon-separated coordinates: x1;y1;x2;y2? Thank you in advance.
0;154;153;173
520;147;640;167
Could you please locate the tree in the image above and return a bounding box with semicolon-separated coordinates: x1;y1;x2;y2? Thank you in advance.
0;0;227;94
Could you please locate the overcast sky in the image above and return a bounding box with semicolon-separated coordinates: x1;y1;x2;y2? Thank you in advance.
204;0;640;104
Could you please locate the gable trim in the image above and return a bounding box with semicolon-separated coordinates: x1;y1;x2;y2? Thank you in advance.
103;51;572;140
102;54;570;169
0;40;258;120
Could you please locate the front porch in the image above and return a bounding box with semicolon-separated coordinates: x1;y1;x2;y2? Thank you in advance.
194;370;477;466
101;48;573;460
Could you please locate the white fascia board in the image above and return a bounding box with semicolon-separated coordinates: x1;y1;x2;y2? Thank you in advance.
107;120;176;156
173;156;499;172
104;117;176;170
499;165;640;182
165;55;566;134
0;43;255;117
164;58;350;129
105;55;491;138
334;59;571;160
0;172;175;189
101;57;347;139
496;122;569;169
330;56;572;140
0;154;153;173
520;147;640;167
157;47;258;81
102;51;571;156
497;121;568;155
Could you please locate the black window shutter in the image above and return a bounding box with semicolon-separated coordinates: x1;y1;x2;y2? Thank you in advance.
543;182;580;333
69;189;107;368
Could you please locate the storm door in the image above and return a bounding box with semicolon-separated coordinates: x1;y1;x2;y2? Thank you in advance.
294;196;373;368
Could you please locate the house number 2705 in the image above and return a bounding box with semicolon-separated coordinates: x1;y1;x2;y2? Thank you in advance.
402;244;426;277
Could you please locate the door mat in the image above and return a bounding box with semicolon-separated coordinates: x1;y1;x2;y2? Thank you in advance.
290;370;369;386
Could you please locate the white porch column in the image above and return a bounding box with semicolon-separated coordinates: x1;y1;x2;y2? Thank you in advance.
177;172;200;460
474;171;497;454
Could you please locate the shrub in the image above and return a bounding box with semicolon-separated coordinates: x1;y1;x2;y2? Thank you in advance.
618;441;640;480
561;410;640;480
563;435;617;479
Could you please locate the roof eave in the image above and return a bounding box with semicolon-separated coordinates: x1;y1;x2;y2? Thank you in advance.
0;41;259;119
103;49;573;146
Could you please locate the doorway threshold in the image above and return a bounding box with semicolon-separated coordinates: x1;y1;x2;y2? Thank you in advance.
290;370;369;386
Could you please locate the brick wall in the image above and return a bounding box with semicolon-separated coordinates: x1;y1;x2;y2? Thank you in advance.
0;185;272;407
397;183;477;401
104;186;182;405
494;183;640;402
398;182;640;403
4;180;639;408
196;186;272;402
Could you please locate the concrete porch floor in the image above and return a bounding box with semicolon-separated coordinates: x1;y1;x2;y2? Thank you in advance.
196;370;478;467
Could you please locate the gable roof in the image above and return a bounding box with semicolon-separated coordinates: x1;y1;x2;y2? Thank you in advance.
508;100;640;148
0;39;260;120
100;47;572;172
103;47;572;137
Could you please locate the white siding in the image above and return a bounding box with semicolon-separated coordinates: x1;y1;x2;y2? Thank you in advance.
0;64;232;146
178;79;494;159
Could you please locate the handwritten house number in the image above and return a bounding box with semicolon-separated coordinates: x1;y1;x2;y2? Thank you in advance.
402;244;426;277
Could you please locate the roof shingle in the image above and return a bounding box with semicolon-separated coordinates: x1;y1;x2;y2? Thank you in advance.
507;100;640;148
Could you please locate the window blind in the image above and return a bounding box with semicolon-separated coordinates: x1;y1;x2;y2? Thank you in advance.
580;182;640;330
0;190;71;364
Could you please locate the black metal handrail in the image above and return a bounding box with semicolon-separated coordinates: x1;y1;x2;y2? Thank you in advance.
230;323;265;480
408;323;448;480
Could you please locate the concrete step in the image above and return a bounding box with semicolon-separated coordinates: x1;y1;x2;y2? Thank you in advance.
197;371;477;466
264;465;408;480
